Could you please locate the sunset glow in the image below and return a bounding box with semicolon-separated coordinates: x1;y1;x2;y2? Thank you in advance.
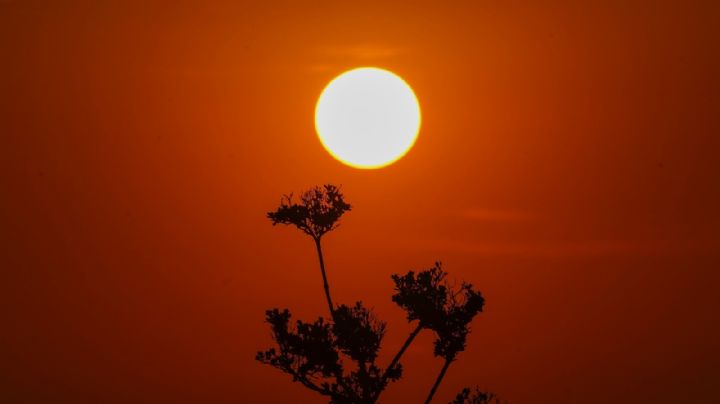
3;2;718;403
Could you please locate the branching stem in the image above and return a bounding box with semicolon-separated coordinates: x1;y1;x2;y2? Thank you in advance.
425;358;453;404
314;238;335;319
371;323;424;402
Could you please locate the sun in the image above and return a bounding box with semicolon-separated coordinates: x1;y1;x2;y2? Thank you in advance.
314;67;421;169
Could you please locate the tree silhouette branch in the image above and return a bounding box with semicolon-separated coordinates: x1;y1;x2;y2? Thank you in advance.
425;358;452;404
372;323;423;402
267;184;350;319
260;185;493;404
450;386;502;404
314;237;335;317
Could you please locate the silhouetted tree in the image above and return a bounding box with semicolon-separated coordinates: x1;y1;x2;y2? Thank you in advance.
267;184;351;318
450;387;503;404
259;185;498;403
424;276;485;403
256;302;397;403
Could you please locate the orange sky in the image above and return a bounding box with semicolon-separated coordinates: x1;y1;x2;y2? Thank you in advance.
2;1;719;402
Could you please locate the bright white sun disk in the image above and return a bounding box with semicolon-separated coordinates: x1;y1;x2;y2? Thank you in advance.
314;67;421;169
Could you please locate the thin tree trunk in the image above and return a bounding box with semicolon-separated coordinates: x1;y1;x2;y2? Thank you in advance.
315;239;358;400
385;323;423;377
371;323;424;402
314;238;335;318
424;358;452;404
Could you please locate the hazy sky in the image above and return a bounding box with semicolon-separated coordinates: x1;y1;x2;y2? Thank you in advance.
2;1;719;402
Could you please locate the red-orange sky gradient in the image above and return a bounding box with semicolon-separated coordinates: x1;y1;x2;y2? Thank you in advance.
2;1;719;403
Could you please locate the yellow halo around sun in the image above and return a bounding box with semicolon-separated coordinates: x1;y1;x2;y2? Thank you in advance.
314;67;421;169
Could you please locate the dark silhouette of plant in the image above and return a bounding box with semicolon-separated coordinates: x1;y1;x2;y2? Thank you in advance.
258;185;498;403
333;302;386;365
256;309;341;390
256;302;397;403
424;277;485;403
450;387;502;404
389;262;485;403
267;184;351;318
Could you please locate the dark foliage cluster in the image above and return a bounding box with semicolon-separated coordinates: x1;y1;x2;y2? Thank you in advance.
450;387;503;404
267;184;352;241
256;303;395;403
391;262;485;360
333;302;386;364
258;185;498;403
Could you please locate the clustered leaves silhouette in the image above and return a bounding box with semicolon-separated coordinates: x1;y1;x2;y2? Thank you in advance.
258;185;499;403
